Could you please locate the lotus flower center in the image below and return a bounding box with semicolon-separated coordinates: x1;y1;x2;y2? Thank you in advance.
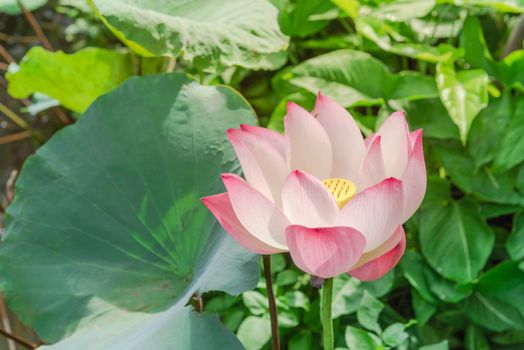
322;178;356;209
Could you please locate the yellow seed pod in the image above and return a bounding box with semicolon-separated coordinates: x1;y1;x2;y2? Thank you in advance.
322;178;356;208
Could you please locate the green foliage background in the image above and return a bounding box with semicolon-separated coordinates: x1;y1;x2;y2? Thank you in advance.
1;0;524;349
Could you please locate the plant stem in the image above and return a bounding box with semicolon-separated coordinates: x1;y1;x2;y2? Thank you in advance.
0;103;30;130
262;255;280;350
321;278;334;350
17;0;53;51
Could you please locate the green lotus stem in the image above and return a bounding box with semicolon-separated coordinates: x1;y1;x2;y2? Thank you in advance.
321;278;334;350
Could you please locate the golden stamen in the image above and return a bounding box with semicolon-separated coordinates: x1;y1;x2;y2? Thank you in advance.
322;178;356;208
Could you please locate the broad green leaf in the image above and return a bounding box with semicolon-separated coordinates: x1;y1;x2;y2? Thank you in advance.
268;91;316;132
433;141;524;206
0;0;46;14
467;92;513;169
465;262;524;331
419;340;449;350
465;324;490;350
400;252;438;304
88;0;289;71
419;200;494;283
507;212;524;260
412;289;437;325
345;326;383;350
275;269;300;286
453;0;524;13
356;291;384;334
237;316;271;350
435;62;489;144
425;265;472;303
403;99;459;140
420;176;452;209
382;323;409;347
356;17;462;63
285;49;438;108
0;74;259;346
461;16;524;88
278;0;338;37
360;0;435;21
289;331;313;350
493;97;524;171
6;47;134;113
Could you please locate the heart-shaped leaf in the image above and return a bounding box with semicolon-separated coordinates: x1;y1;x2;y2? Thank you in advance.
0;73;259;348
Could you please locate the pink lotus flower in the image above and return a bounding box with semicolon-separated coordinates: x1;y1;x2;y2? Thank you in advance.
202;93;426;281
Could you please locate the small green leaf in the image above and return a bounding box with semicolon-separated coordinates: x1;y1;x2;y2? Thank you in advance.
435;62;489;144
419;200;494;283
382;323;409;347
345;326;383;350
275;270;300;286
356;291;384;334
237;316;271;350
7;47;135;113
243;291;268;316
282;291;310;311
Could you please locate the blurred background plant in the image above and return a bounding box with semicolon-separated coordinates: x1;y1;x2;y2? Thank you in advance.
1;0;524;349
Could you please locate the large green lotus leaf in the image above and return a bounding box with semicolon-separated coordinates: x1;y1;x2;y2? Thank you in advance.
87;0;289;71
0;73;259;345
0;0;46;14
284;49;438;107
7;47;135;113
418;199;494;283
435;63;489;145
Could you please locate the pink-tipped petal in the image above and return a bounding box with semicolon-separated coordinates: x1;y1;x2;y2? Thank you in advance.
239;124;286;156
349;226;406;281
351;225;403;268
285;102;332;180
286;225;366;279
364;133;376;148
337;178;403;252
222;174;289;250
313;93;366;181
401;130;426;222
282;170;339;227
408;130;420;152
359;135;386;190
227;128;288;205
376;111;410;179
202;193;285;254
